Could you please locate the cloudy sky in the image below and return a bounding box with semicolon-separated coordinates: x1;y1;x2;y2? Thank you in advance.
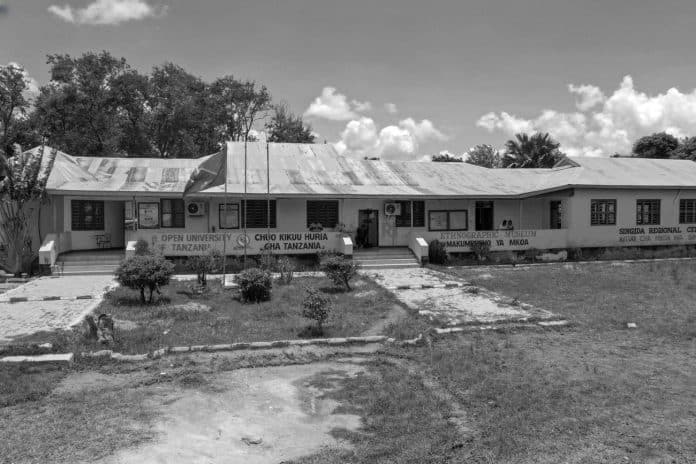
2;0;696;160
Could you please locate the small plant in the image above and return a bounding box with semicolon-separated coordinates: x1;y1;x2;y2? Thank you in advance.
302;287;331;335
321;255;360;291
428;240;448;265
115;255;175;304
469;241;491;262
134;239;151;256
186;249;223;287
464;286;480;294
256;251;277;272
276;256;295;285
236;267;272;302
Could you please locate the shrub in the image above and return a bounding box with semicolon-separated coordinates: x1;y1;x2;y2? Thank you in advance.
469;241;491;262
302;287;331;335
256;251;277;272
276;256;295;285
115;255;175;304
428;240;448;265
186;249;223;286
236;267;272;303
321;255;360;291
134;239;151;256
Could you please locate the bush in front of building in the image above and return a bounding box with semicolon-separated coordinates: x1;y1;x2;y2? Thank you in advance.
134;239;151;256
186;249;223;287
470;240;491;262
428;240;448;265
276;256;295;285
321;255;360;291
236;267;272;303
301;286;331;336
115;255;175;304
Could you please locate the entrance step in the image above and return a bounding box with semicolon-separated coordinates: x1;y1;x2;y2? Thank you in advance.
56;250;125;276
353;247;420;269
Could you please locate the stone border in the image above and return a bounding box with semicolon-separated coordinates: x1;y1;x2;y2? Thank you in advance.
385;282;464;291
0;295;94;303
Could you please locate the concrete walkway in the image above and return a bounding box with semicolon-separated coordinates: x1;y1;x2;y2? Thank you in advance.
0;275;116;343
369;267;557;326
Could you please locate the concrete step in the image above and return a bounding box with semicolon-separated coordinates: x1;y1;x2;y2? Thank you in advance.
59;269;118;276
59;260;123;266
354;257;418;264
359;262;421;269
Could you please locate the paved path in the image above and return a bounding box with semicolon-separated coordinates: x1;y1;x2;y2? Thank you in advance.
369;267;556;326
0;275;116;343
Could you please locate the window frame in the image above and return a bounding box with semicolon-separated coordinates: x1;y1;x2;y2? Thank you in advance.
428;209;468;232
636;199;660;226
218;203;240;229
306;200;339;229
242;199;277;229
160;198;186;229
413;201;425;228
71;200;105;231
590;199;617;226
679;199;696;224
394;201;412;227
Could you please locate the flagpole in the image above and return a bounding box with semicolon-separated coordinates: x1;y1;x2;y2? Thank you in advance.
222;143;228;284
266;141;270;253
243;137;248;268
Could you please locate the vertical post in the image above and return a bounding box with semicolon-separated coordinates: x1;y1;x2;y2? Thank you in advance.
243;138;248;268
266;141;270;253
222;147;228;284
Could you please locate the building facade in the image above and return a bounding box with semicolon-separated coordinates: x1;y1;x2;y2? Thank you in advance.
32;143;696;265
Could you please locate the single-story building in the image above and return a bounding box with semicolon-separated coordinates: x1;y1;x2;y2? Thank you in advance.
29;142;696;265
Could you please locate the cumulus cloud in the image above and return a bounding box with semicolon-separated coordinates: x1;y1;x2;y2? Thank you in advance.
384;102;398;114
304;87;371;121
5;62;39;101
48;0;166;25
334;117;448;161
477;75;696;157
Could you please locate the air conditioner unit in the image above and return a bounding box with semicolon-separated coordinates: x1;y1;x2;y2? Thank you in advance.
384;202;402;216
187;201;206;216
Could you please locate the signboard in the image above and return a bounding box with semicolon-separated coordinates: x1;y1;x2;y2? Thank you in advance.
424;229;568;252
138;203;159;229
615;226;696;246
128;231;341;256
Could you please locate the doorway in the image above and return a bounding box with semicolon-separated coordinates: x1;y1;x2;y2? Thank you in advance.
357;209;379;248
475;201;494;231
550;201;562;229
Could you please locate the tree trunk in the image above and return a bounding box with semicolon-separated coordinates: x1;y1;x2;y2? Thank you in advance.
140;287;146;304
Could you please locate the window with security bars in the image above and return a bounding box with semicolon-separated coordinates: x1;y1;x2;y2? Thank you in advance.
306;200;339;229
636;199;660;225
71;200;104;231
393;201;425;227
679;199;696;224
590;199;616;225
161;199;185;228
242;200;276;228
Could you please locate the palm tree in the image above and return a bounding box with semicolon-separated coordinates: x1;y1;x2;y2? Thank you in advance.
501;132;566;168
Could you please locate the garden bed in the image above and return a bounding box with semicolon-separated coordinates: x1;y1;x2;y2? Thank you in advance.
16;275;400;355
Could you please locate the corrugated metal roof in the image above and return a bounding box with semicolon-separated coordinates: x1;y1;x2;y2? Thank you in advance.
39;143;696;198
46;151;213;195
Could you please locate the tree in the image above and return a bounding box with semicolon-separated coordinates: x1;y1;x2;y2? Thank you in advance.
0;144;54;275
111;69;154;156
670;136;696;161
466;144;501;168
115;254;175;304
0;63;33;159
501;132;566;168
210;76;271;142
146;63;217;158
632;132;679;159
266;103;315;143
302;287;331;335
432;152;463;162
32;51;129;156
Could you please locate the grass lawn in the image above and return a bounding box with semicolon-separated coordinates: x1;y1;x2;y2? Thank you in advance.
16;275;399;355
295;261;696;463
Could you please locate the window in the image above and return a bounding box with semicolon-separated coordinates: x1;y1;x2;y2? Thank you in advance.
550;201;562;229
219;203;239;229
306;200;339;229
413;201;425;227
590;199;616;225
161;199;185;228
71;200;104;231
679;199;696;224
475;201;494;230
138;202;160;229
393;201;425;227
636;199;660;225
428;210;468;231
242;200;276;228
